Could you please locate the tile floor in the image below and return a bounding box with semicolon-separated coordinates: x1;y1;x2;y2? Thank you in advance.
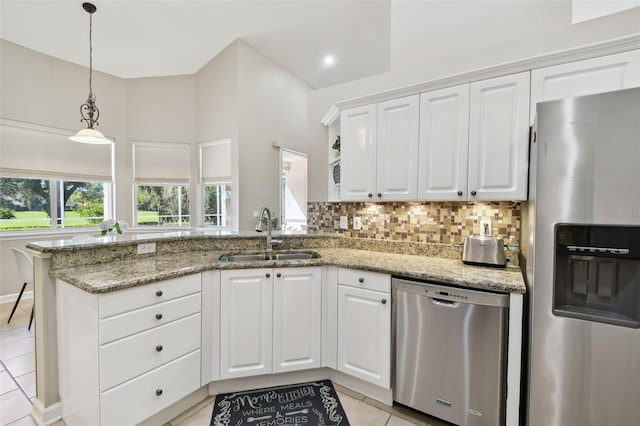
0;299;37;426
0;299;449;426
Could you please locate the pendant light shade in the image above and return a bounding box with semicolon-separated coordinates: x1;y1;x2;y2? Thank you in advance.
69;127;109;144
70;2;111;145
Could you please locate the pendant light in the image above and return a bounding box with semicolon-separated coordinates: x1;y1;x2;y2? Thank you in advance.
70;2;111;144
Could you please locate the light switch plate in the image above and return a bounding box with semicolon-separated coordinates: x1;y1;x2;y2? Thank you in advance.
137;242;156;255
339;216;348;229
353;216;362;230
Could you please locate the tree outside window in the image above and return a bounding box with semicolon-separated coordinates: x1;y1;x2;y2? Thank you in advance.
204;183;231;227
136;185;190;226
0;177;107;231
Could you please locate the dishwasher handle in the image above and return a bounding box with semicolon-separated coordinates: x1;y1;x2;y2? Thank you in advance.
430;297;460;308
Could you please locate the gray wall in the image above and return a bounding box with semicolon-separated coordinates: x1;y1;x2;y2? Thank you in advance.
0;38;310;297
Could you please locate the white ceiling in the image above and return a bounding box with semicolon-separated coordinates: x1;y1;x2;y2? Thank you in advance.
0;1;635;89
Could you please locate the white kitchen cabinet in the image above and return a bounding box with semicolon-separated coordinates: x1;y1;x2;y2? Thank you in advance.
340;95;419;201
273;267;322;373
219;267;322;379
376;95;420;200
219;268;273;380
530;49;640;123
468;71;531;201
340;104;377;201
56;274;202;426
418;84;470;200
337;268;391;389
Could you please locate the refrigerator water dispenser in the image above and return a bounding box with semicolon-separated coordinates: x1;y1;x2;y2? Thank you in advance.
553;224;640;328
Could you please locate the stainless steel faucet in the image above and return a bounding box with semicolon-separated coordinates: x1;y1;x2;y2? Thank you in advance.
255;207;282;250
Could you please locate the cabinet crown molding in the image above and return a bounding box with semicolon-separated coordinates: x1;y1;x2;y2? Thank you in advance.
322;34;640;125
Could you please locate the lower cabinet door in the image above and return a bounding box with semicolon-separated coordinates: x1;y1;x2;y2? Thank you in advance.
220;269;273;379
337;285;391;388
100;350;201;426
273;267;322;373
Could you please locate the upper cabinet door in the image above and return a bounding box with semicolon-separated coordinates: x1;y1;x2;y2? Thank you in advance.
376;95;420;201
418;85;470;201
530;50;640;123
468;72;530;201
340;104;377;201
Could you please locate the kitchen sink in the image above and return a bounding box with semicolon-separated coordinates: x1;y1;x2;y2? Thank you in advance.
220;251;320;262
221;254;272;262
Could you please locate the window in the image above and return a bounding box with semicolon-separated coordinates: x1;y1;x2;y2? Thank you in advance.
136;185;190;226
200;139;232;229
0;120;114;232
0;178;109;231
204;183;231;226
133;142;190;227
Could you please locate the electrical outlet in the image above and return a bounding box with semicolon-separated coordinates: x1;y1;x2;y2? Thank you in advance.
339;216;348;229
480;220;492;236
137;242;156;255
353;216;362;230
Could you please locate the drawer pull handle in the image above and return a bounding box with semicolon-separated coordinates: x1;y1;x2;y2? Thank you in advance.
381;299;387;304
155;313;163;320
156;290;163;297
276;272;282;278
156;345;163;352
156;389;163;396
358;278;364;283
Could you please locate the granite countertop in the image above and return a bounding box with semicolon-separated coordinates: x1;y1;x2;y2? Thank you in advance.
50;247;526;295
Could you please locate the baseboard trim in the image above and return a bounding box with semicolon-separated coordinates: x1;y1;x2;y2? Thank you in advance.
0;290;33;304
31;399;62;426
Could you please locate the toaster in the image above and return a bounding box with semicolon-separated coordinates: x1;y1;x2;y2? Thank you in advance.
462;236;506;267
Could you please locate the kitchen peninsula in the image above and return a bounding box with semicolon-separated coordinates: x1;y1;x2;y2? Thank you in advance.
26;232;525;426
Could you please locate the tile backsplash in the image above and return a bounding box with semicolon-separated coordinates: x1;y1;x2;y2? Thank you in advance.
307;201;520;245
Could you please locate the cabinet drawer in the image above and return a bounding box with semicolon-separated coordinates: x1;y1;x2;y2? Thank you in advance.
338;268;390;293
99;274;201;319
100;313;201;391
100;350;201;426
100;293;201;344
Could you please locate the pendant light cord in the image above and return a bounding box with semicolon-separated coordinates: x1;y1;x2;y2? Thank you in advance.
88;10;93;97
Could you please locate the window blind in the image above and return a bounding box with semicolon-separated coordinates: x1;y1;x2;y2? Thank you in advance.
199;139;231;183
0;120;113;181
133;142;190;184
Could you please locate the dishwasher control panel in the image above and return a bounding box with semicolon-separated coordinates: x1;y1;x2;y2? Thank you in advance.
392;278;509;308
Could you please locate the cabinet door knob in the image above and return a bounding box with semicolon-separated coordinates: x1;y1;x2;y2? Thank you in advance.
156;389;163;396
381;298;387;304
155;313;163;320
457;191;463;196
156;345;163;352
358;277;364;283
276;272;282;278
155;290;163;297
368;193;373;198
377;193;382;197
470;190;477;196
266;273;271;278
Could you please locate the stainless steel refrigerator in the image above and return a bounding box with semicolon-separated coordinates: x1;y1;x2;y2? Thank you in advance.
524;87;640;425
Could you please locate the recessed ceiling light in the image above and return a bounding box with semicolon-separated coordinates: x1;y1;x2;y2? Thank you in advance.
323;55;336;67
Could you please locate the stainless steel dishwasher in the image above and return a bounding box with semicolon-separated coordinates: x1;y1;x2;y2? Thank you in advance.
393;277;509;426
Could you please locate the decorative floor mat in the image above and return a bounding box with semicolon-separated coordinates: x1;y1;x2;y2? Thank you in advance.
210;379;350;426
